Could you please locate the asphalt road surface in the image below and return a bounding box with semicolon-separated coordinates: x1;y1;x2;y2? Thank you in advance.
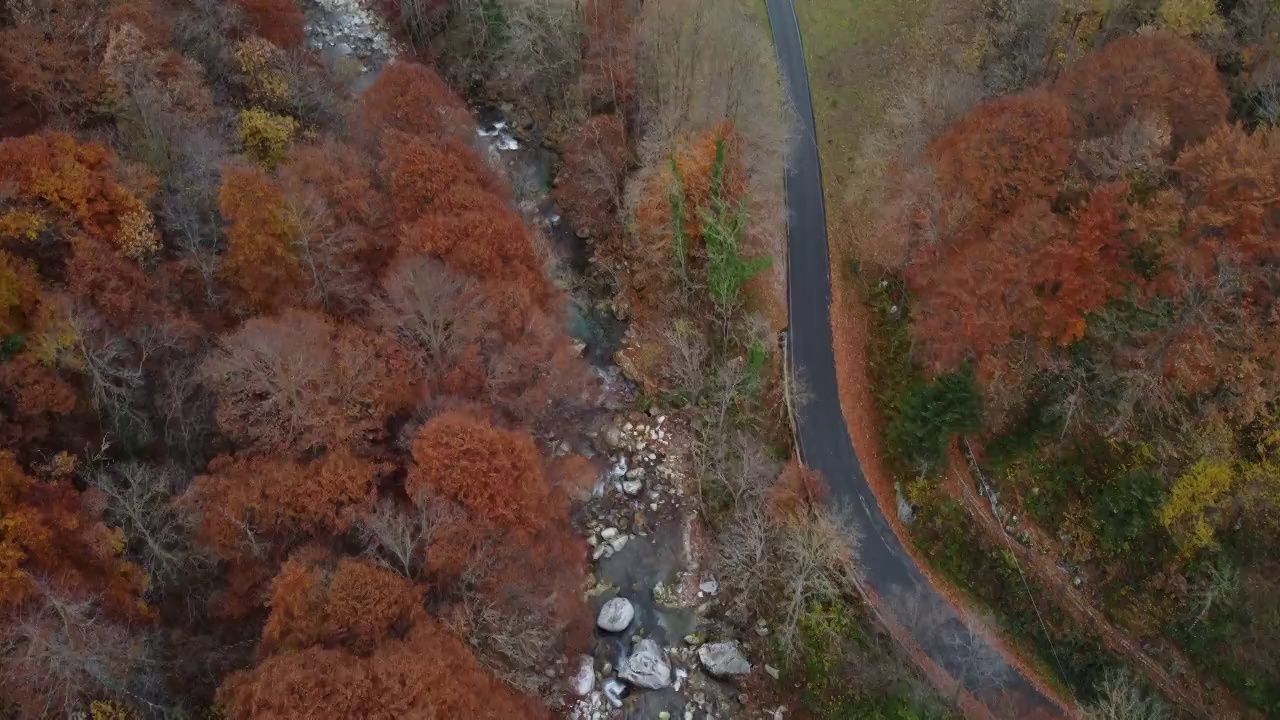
765;0;1069;716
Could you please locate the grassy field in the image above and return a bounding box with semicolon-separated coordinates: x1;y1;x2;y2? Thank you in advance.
792;0;934;247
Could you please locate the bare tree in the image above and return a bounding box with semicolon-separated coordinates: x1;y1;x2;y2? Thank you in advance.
0;586;159;718
943;612;1012;706
156;128;228;304
980;0;1062;94
1086;668;1169;720
152;347;216;471
376;255;483;369
395;0;448;48
89;463;207;592
628;0;792;261
200;310;381;450
656;319;711;397
278;185;370;314
774;506;861;657
358;495;459;580
1187;563;1239;632
1074;115;1172;183
717;505;773;619
72;313;152;443
494;0;585;118
457;598;561;693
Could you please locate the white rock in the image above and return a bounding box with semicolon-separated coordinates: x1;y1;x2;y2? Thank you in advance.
605;426;624;449
697;641;752;677
619;639;672;689
571;655;596;695
602;678;626;708
765;663;780;680
600;527;619;540
609;535;629;552
626;467;646;480
622;479;643;495
699;578;719;595
596;597;634;632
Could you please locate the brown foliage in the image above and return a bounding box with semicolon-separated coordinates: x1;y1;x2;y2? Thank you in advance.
382;131;547;297
261;552;425;655
407;412;561;535
275;139;388;312
0;132;157;255
238;0;306;49
581;0;636;110
218;164;305;313
201;309;411;451
360;61;470;142
553;113;629;235
907;189;1134;375
1055;31;1228;151
185;449;386;561
217;618;548;720
381;131;505;225
0;356;78;448
399;211;546;292
0;452;147;618
629;123;748;317
927;91;1071;223
0;250;42;335
0;11;108;122
66;234;158;325
279;139;386;234
766;459;826;523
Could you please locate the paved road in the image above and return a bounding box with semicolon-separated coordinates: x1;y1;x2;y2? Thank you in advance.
765;1;1069;717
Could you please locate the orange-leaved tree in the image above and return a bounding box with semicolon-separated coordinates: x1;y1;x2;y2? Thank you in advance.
406;412;561;536
1054;31;1229;151
217;618;549;720
183;448;387;563
0;452;147;618
237;0;305;49
360;61;471;142
218;164;305;313
0;132;160;258
259;552;425;655
926;91;1071;227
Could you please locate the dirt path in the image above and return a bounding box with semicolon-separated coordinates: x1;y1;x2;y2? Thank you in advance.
946;448;1249;720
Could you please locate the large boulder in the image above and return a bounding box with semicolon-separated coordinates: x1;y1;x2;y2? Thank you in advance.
697;641;752;678
619;638;672;689
597;597;634;632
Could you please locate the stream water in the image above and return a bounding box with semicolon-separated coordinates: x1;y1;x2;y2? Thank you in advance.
472;106;628;366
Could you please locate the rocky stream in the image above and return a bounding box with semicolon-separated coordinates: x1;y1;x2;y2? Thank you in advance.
300;4;779;717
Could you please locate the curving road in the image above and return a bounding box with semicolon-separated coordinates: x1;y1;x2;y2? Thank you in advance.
766;0;1069;717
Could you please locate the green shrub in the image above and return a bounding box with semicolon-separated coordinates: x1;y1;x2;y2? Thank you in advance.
700;136;770;312
886;370;982;470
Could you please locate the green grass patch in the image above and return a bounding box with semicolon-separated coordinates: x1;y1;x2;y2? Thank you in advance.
793;0;934;192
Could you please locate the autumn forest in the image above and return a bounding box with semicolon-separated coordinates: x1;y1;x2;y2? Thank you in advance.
0;0;605;716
